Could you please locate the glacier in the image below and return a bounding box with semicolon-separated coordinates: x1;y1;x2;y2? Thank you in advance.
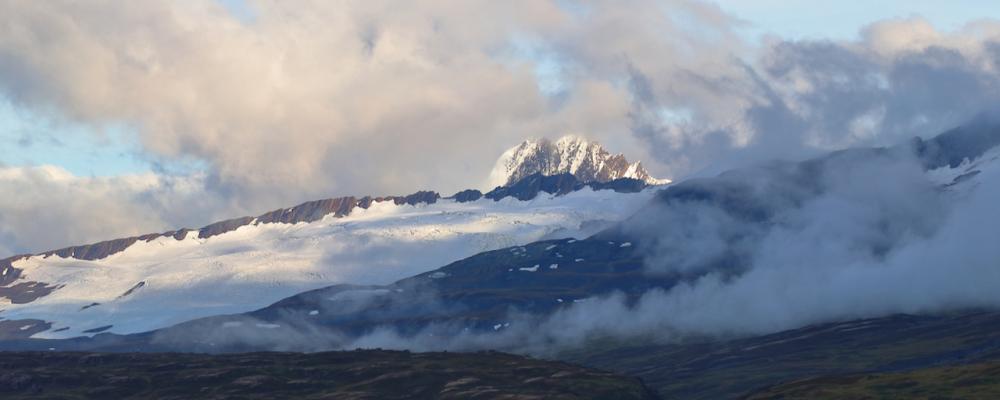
2;187;657;339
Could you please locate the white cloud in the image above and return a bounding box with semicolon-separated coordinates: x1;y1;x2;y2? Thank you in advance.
0;165;216;254
0;1;739;201
3;2;1000;255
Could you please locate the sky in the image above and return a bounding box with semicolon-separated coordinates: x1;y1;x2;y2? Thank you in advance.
5;1;998;179
3;0;1000;255
715;0;1000;40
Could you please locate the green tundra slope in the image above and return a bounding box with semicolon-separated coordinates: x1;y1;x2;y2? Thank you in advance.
0;350;660;400
564;311;1000;399
745;361;1000;399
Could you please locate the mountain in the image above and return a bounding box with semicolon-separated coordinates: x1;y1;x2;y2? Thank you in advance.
130;236;658;353
4;122;1000;398
487;136;670;188
1;117;993;398
0;173;656;340
10;118;999;355
147;122;1000;352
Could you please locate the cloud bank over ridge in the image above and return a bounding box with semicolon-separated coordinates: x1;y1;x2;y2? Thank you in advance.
3;1;1000;253
168;120;1000;355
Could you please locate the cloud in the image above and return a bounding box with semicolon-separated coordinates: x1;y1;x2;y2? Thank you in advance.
0;165;218;255
3;3;1000;258
628;16;1000;176
525;127;1000;347
0;1;741;205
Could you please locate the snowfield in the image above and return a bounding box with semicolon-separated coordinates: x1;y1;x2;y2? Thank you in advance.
4;187;657;339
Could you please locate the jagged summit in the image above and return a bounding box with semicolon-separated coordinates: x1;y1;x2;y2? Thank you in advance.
487;135;670;188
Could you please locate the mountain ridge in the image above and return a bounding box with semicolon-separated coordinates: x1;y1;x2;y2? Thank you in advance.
25;118;997;350
2;121;1000;399
0;175;651;288
0;172;658;339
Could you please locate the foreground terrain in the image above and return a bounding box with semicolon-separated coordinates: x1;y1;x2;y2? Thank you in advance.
0;350;658;399
745;361;1000;399
566;311;1000;399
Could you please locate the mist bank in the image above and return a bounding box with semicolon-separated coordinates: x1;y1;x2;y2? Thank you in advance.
386;118;1000;349
449;118;1000;345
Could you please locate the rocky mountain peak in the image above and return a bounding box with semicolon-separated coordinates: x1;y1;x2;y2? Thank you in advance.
487;135;670;188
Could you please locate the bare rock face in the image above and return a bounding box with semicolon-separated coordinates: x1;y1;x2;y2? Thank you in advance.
0;319;50;340
0;258;25;286
390;190;440;206
484;173;648;202
451;189;483;203
0;282;61;304
198;217;255;239
0;257;57;305
485;173;581;201
47;237;143;260
255;197;359;225
488;136;670;188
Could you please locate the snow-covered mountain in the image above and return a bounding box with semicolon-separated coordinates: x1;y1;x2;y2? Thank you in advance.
0;179;658;339
488;136;670;189
50;120;1000;355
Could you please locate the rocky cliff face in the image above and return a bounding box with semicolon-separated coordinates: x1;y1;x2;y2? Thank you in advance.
488;136;670;188
483;173;647;202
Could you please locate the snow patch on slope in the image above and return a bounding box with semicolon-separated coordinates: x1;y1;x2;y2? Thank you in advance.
6;187;657;339
927;143;1000;190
